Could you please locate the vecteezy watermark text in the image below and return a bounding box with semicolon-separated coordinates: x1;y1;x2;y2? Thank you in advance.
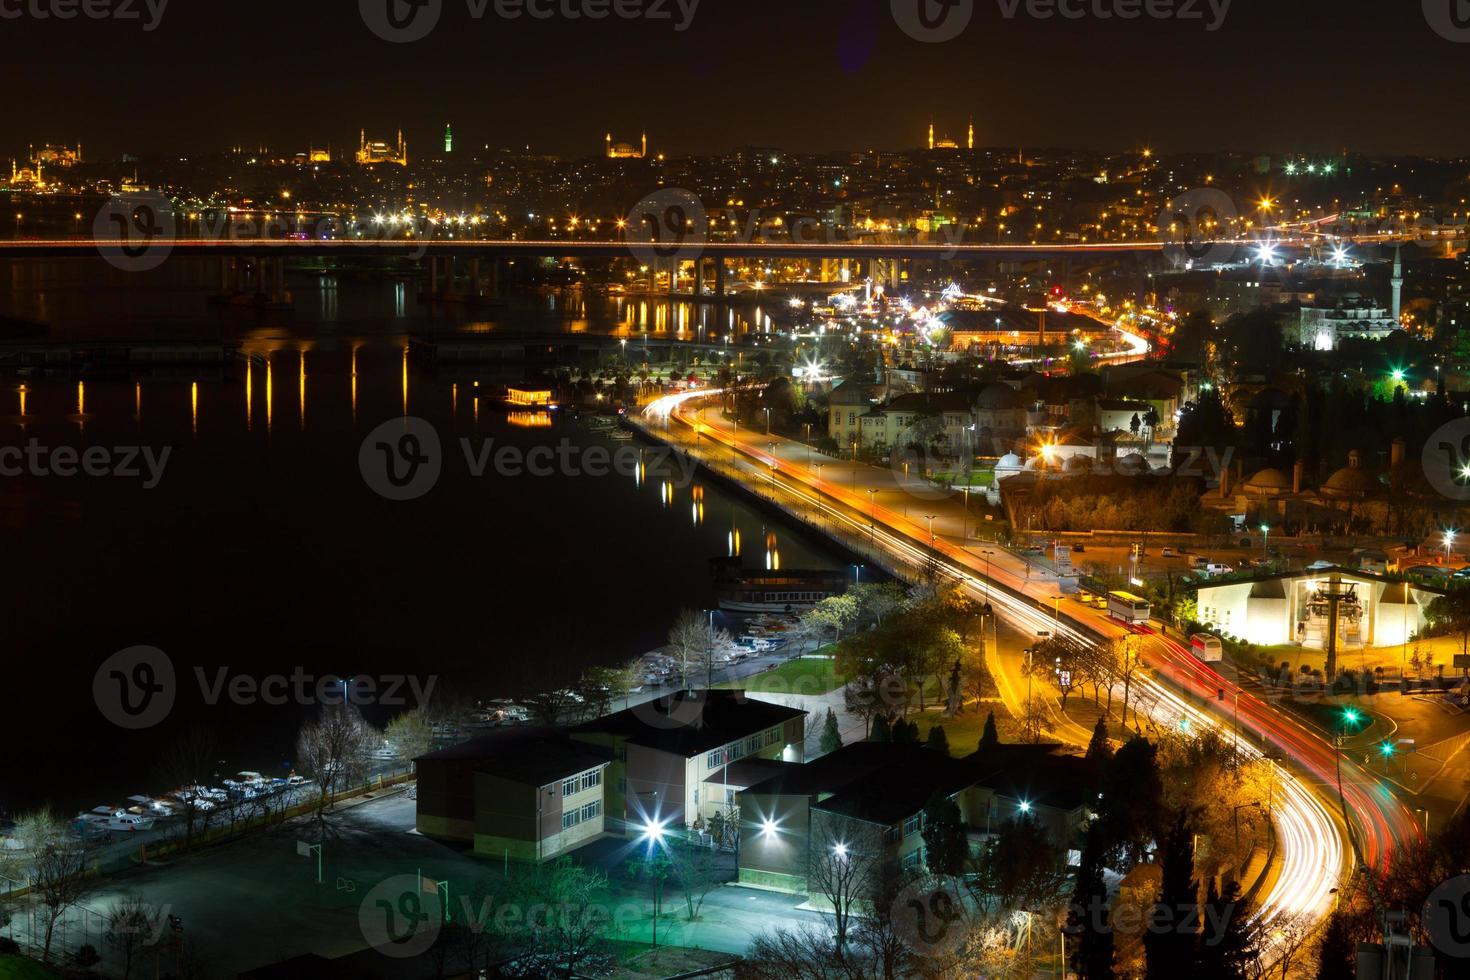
93;645;436;730
359;417;698;501
360;0;699;44
891;0;1229;42
0;441;171;488
0;0;168;30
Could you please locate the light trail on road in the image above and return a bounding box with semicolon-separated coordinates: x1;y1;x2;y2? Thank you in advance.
639;390;1365;945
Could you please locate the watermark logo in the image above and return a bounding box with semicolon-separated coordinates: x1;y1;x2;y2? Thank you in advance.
1422;418;1470;501
0;0;169;30
360;0;699;42
360;0;443;43
891;878;967;957
1424;0;1470;42
360;417;443;501
891;0;973;42
1159;189;1238;269
360;875;443;959
630;687;710;731
94;646;176;730
95;649;437;729
94;193;176;273
1426;875;1470;957
625;188;708;267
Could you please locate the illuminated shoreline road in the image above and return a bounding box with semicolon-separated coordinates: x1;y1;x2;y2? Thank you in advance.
640;389;1422;951
0;234;1430;261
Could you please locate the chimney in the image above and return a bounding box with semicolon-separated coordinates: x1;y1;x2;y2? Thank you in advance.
1293;459;1304;495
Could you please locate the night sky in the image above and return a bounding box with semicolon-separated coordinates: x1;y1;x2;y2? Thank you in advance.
4;0;1469;159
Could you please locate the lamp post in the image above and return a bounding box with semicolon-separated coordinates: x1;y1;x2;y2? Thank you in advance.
926;514;937;549
1445;529;1457;566
866;489;878;552
1261;524;1270;560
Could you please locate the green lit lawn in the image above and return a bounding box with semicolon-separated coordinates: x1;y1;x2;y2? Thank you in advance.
0;956;57;980
720;654;848;696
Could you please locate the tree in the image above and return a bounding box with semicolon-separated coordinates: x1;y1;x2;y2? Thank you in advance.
1031;637;1088;710
1197;880;1259;980
383;708;433;768
22;808;96;963
490;858;612;978
1101;737;1165;866
106;894;165;980
1086;716;1114;777
667;843;725;922
920;792;968;878
925;724;950;756
803;593;861;645
1019;695;1052;744
667;608;736;688
156;724;218;852
1314;907;1357;980
809;814;882;951
1144;810;1198;980
892;719;920;745
1068;822;1115;980
870;714;893;742
979;710;1000;751
295;702;378;819
972;813;1064;914
819;707;843;755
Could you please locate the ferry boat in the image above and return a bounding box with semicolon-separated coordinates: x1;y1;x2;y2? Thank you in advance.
711;559;850;613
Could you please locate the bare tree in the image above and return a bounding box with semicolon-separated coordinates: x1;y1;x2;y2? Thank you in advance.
295;702;378;820
809;811;884;952
105;893;167;980
21;808;96;963
1019;696;1052;744
155;724;218;852
667;842;726;922
667;609;735;688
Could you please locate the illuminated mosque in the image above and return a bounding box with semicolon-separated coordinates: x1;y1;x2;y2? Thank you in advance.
357;130;408;166
928;119;974;151
605;132;648;160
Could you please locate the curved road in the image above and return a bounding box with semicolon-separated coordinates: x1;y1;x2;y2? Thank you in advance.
641;388;1423;948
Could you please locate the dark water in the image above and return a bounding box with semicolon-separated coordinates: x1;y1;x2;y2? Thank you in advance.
0;263;838;816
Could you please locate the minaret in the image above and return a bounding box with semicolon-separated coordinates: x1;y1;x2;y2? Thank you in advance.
967;118;974;151
928;122;935;151
641;132;647;158
605;133;612;158
1391;245;1404;325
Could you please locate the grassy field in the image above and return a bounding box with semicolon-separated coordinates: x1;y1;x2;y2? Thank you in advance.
719;654;847;696
0;956;57;980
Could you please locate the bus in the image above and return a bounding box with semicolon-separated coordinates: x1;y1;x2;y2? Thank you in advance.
1107;591;1151;624
1189;633;1224;662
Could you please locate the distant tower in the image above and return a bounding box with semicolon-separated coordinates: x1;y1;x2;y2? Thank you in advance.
444;123;453;154
928;122;935;151
967;118;974;151
642;132;647;158
1391;245;1404;325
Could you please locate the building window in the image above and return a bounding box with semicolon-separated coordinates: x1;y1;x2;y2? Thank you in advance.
562;810;581;830
765;727;781;746
706;749;723;769
883;824;901;845
562;779;576;798
582;800;601;821
746;736;761;755
903;814;923;838
581;770;602;792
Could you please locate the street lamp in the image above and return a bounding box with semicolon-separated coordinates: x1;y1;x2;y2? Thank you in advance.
1260;524;1270;559
866;489;878;551
925;514;937;549
1445;529;1457;565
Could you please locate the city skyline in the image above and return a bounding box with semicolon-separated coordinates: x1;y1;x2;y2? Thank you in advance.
2;0;1468;159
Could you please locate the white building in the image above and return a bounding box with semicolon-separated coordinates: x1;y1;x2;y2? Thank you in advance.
1193;568;1438;649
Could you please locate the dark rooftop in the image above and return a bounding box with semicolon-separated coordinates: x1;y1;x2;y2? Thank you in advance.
571;690;807;758
418;726;612;788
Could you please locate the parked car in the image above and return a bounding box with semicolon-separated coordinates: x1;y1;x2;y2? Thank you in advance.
1161;547;1178;558
1205;563;1233;576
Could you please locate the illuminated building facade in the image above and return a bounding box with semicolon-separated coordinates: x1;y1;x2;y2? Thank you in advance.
31;143;80;167
605;132;647;159
8;159;45;190
357;130;408;166
444;123;453;154
308;146;331;163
